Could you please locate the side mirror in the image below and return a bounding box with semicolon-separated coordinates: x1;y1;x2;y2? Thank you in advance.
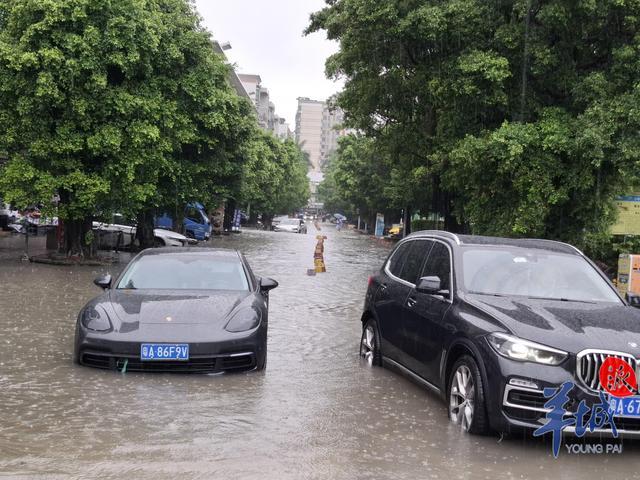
260;277;278;292
626;292;640;308
416;276;446;295
93;274;112;290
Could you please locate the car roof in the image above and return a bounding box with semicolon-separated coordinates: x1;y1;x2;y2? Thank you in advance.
406;230;581;256
138;247;242;259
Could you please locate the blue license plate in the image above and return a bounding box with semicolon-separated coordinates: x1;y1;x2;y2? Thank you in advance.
140;343;189;361
608;395;640;418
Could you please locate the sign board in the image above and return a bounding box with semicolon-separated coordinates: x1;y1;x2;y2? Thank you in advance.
232;209;242;232
616;254;640;296
375;213;385;237
612;195;640;235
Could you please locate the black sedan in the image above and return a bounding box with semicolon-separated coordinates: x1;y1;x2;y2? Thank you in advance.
74;248;278;373
360;230;640;435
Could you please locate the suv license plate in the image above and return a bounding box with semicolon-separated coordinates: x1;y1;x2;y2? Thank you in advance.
608;395;640;418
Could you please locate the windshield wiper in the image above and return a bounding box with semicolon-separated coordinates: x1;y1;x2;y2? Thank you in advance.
525;296;596;304
467;291;506;297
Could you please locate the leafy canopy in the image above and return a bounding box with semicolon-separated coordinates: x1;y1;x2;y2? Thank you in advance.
309;0;640;247
0;0;253;223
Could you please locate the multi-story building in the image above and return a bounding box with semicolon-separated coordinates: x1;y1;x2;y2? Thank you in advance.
295;98;325;174
321;106;344;169
238;74;291;139
295;97;346;173
273;117;293;140
295;98;348;210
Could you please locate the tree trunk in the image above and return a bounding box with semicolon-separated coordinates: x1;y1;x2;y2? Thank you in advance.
223;199;236;232
403;205;412;237
263;213;274;231
248;210;259;227
64;217;93;257
443;196;463;233
175;207;185;235
136;209;156;249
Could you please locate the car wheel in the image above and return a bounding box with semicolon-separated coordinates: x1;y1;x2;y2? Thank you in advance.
154;237;164;247
359;318;382;366
448;355;489;435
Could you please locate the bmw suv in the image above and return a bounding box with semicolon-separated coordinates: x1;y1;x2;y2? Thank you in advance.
360;230;640;435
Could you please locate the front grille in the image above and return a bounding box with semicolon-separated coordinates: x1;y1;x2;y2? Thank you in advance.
80;351;255;373
576;350;638;392
612;417;640;432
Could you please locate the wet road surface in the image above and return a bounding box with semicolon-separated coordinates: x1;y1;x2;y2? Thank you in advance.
0;227;638;479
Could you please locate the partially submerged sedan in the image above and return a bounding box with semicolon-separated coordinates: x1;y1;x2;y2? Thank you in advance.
74;248;278;373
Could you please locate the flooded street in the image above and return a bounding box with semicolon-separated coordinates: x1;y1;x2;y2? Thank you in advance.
0;228;638;479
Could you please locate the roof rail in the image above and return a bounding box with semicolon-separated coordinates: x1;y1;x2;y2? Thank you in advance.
408;230;461;245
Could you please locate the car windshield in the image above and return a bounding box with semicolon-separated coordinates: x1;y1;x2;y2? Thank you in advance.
117;254;249;291
281;218;299;225
461;248;621;303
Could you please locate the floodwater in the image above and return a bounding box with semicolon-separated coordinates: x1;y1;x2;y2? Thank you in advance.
0;227;639;479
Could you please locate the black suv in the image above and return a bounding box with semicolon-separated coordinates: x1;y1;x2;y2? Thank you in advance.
360;230;640;435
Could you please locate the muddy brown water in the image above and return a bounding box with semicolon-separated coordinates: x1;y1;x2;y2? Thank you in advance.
0;228;638;479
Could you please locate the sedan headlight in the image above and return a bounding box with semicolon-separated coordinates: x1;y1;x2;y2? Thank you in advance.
81;306;112;332
487;333;568;365
224;308;261;333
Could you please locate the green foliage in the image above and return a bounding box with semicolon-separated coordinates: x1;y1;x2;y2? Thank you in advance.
309;0;640;249
240;131;310;216
319;135;394;223
0;0;253;234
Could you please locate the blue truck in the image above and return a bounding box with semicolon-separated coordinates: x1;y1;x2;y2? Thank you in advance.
155;202;211;241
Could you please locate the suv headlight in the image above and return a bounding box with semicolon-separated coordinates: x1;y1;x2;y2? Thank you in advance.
487;333;568;365
224;308;261;332
81;306;112;332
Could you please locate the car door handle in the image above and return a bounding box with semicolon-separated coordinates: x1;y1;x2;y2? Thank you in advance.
407;297;417;308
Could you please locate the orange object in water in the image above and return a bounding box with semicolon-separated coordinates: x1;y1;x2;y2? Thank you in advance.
314;258;326;273
313;236;328;273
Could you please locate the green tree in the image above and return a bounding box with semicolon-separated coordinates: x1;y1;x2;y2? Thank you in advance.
0;0;252;254
308;0;640;247
319;135;395;228
240;132;310;227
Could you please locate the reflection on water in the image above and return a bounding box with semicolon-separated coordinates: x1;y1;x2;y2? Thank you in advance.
0;228;636;479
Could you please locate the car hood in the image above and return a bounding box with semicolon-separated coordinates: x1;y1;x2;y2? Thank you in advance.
107;289;250;327
464;293;640;354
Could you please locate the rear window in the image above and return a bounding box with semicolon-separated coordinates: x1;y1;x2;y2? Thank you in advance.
117;254;249;291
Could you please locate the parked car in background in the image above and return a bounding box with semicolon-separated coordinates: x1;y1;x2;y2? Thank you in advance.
155;202;211;241
74;248;278;373
388;224;403;238
360;230;638;436
5;207;57;235
93;215;191;250
274;218;307;234
270;215;289;230
0;202;12;229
